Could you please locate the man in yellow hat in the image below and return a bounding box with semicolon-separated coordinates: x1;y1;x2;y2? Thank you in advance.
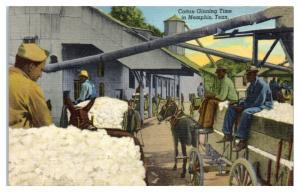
75;70;97;104
9;43;53;128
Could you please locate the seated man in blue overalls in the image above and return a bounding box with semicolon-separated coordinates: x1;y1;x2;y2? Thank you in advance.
217;66;273;152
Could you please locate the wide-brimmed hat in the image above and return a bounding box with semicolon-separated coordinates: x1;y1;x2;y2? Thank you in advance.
215;66;227;73
246;66;259;74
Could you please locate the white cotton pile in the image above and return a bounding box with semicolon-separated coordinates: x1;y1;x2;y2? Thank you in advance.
254;102;293;124
218;101;229;111
76;97;128;129
9;125;146;186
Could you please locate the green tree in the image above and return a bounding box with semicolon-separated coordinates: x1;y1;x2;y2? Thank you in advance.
111;7;145;28
145;24;163;37
110;6;163;37
205;58;249;78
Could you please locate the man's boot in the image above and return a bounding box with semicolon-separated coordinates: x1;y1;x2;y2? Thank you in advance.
216;134;232;143
233;140;247;152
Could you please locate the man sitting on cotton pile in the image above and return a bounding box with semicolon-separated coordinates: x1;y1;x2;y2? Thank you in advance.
9;43;53;128
217;66;273;152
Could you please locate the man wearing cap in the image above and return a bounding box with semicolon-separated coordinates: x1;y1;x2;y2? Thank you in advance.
198;66;238;130
217;66;273;151
9;43;53;128
75;70;96;104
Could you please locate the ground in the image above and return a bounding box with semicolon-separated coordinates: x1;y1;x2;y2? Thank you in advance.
136;117;229;186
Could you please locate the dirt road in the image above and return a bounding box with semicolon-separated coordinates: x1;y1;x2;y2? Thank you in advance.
137;117;229;186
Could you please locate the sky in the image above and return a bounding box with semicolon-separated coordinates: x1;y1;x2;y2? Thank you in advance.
98;6;287;67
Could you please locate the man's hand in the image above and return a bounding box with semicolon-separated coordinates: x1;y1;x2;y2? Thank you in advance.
46;100;52;111
205;92;215;99
232;106;244;113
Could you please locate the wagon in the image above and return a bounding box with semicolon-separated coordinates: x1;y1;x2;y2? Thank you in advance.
65;94;149;185
187;107;293;186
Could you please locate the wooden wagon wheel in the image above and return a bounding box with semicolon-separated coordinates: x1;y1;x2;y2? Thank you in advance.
188;148;204;186
229;158;258;186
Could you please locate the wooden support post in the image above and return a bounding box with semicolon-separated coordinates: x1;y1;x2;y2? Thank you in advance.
161;78;163;98
178;76;181;109
173;77;176;98
168;79;171;98
140;71;144;122
288;170;293;186
155;76;158;105
266;159;272;185
288;138;293;160
275;139;283;182
166;79;169;98
148;74;153;118
252;34;258;66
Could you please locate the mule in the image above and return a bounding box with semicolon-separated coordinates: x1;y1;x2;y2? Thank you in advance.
157;101;201;178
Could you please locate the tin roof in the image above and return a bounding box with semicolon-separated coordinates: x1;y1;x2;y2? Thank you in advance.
164;15;184;22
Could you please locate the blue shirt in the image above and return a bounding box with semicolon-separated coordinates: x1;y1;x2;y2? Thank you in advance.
243;77;273;109
76;80;95;103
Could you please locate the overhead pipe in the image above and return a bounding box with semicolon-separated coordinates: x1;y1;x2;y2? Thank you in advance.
44;7;284;73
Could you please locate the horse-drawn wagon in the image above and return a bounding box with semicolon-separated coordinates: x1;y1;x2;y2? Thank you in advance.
64;93;149;183
188;104;293;186
157;100;293;186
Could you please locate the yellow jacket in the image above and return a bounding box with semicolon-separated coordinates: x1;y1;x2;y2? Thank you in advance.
9;67;53;128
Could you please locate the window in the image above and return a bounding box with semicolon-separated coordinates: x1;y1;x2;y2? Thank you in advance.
50;55;58;64
23;36;38;44
97;62;105;77
99;82;105;96
129;70;135;89
74;80;82;100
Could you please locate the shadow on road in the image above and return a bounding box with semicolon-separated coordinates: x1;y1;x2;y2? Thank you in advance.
145;151;190;186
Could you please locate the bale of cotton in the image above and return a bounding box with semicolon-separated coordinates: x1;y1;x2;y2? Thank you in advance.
9;125;145;186
254;101;293;124
75;97;128;129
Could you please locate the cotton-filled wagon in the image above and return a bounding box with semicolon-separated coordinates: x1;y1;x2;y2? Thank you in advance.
188;102;293;186
8;95;148;186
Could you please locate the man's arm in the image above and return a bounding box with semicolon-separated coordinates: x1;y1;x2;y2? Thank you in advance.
215;81;229;101
76;83;88;103
28;85;53;127
245;83;265;108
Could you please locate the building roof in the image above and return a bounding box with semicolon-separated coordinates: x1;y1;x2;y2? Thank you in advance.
199;67;217;76
258;68;293;77
161;48;202;74
234;67;293;78
94;7;201;74
164;15;184;22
